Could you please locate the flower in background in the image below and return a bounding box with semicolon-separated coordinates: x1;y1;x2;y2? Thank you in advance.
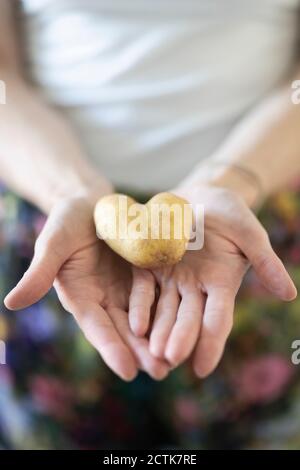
174;395;201;428
0;185;300;449
16;302;59;343
30;375;75;420
272;192;299;222
234;355;295;406
288;245;300;265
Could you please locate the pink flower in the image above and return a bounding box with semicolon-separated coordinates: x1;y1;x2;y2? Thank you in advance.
175;396;201;427
0;367;14;386
234;355;294;405
30;375;75;419
289;245;300;264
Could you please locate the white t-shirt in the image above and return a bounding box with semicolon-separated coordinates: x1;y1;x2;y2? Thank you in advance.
20;0;300;192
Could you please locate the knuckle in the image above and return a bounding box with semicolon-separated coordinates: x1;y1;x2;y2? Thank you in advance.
129;303;146;315
133;284;151;294
158;305;177;317
211;284;236;299
255;253;272;272
206;309;233;340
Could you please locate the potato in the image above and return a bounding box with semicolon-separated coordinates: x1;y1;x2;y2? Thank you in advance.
94;192;193;269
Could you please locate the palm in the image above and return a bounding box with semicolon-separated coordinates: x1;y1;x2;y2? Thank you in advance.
54;238;168;381
129;227;249;376
55;240;131;313
6;190;295;381
129;186;296;378
151;229;248;370
5;197;168;381
177;229;249;290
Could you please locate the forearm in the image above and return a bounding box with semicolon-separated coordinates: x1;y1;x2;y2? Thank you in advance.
180;70;300;207
0;71;112;213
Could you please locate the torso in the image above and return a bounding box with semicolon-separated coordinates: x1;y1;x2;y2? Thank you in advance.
20;0;300;191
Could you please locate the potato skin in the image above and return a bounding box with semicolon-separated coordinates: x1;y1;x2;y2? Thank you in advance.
94;192;192;269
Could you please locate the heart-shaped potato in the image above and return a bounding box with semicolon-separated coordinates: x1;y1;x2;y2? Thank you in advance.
94;192;193;269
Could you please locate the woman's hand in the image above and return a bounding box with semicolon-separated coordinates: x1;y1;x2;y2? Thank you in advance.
128;186;297;377
4;196;169;381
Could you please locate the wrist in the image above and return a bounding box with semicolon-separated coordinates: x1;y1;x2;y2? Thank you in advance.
205;165;261;208
43;175;114;214
179;161;263;209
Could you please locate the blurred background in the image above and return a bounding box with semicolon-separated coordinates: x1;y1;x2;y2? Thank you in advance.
0;180;300;450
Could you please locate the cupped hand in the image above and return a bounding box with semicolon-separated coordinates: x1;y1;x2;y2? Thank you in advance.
128;186;297;377
4;196;169;381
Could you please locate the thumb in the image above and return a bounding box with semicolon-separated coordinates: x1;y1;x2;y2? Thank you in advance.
5;224;67;311
235;210;297;301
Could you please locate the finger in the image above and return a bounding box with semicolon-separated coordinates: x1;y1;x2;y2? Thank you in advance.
129;268;156;337
193;287;234;378
73;303;138;382
165;287;204;367
109;306;170;381
234;210;297;301
4;230;66;310
149;283;180;359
